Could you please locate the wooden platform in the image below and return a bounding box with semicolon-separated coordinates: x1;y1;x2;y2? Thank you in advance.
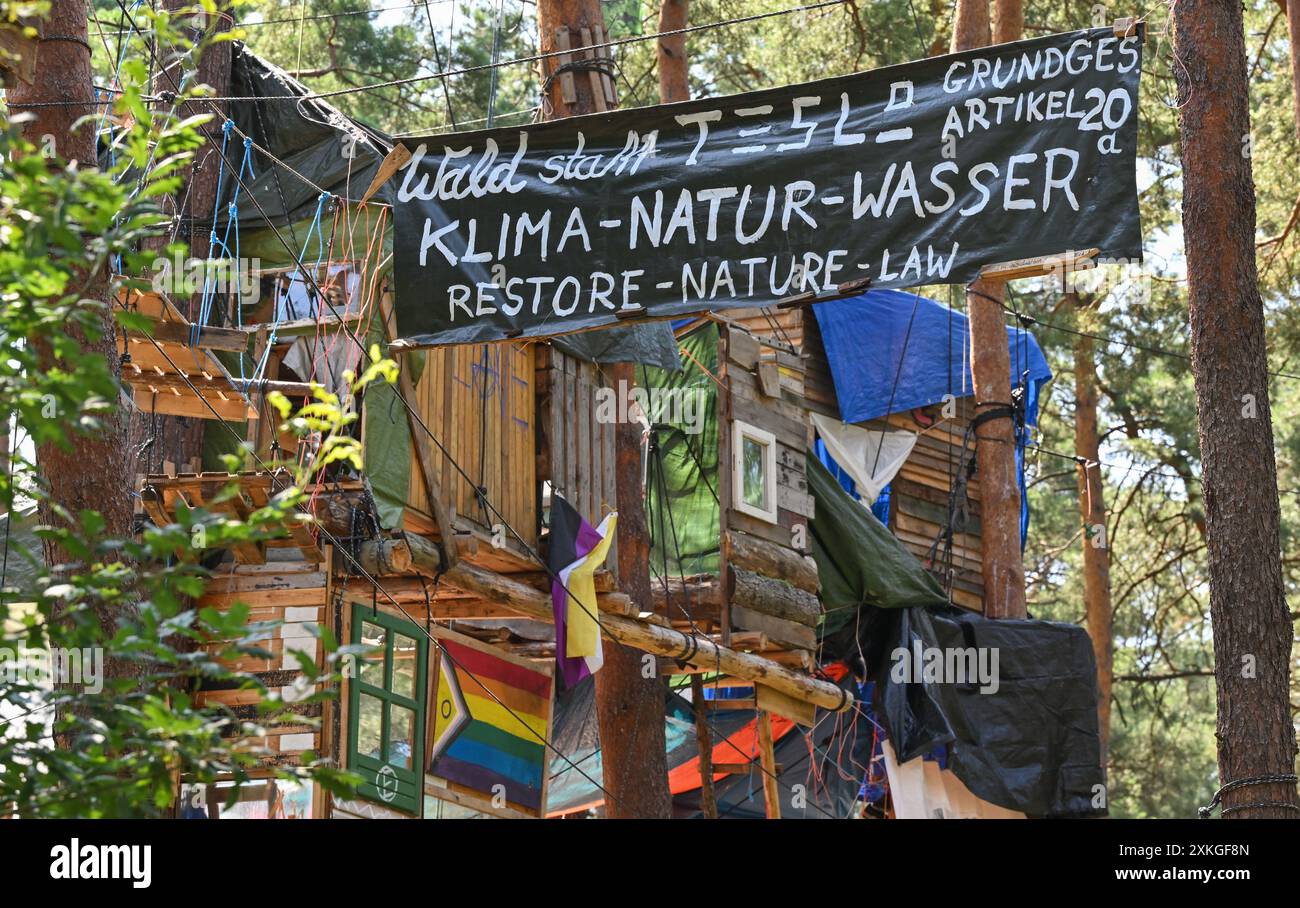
119;285;314;422
139;471;324;564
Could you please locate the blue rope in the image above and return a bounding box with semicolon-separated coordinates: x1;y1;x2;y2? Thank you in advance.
246;192;331;390
191;120;236;347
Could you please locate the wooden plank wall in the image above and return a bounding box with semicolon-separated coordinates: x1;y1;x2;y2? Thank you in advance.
194;554;328;764
870;400;985;613
719;324;821;665
736;307;986;613
535;345;618;531
404;342;537;548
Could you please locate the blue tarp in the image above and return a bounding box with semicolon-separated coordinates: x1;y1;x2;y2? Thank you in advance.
811;288;1053;550
811;288;1052;426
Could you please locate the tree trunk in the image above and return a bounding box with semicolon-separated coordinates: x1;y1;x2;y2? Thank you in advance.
991;0;1022;45
951;0;1026;619
537;0;672;819
1172;0;1300;819
9;0;137;681
656;0;690;104
1070;293;1113;761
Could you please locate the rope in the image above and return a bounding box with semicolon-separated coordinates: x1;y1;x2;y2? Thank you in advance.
193;2;850;103
1199;773;1298;818
109;23;844;812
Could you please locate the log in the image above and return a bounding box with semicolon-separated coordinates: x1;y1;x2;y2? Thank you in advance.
650;574;722;622
730;604;816;651
389;555;851;713
756;710;782;819
730;567;821;627
724;530;818;594
352;532;477;576
690;673;719;819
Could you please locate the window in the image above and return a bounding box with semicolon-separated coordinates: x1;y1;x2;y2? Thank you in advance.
732;420;778;523
348;605;428;815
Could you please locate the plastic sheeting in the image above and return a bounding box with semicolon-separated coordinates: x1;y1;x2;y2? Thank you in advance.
553;324;682;370
811;413;916;505
226;42;392;230
806;453;949;637
872;604;1106;817
811;288;1053;426
643;323;721;576
809;450;1104;816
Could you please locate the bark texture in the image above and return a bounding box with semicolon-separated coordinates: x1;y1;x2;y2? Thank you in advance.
656;0;690;104
952;0;1026;619
1173;0;1300;819
1071;294;1113;761
9;0;136;682
537;0;673;819
992;0;1023;45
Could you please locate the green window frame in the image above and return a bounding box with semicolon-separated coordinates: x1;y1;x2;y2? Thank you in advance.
347;604;428;815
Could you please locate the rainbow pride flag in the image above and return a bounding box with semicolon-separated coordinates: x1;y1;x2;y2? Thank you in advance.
428;637;555;813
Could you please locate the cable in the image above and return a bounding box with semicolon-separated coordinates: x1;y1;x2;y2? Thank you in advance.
109;0;350;205
422;0;458;130
118;301;619;812
193;1;849;102
91;1;457;33
981;284;1300;383
114;11;851;812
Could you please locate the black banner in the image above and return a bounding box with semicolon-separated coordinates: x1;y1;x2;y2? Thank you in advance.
392;26;1143;346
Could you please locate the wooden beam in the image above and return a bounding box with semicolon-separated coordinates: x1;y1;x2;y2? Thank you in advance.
355;539;853;713
724;530;818;594
360;143;411;205
690;673;719;819
756;710;781;819
132;317;248;353
979;247;1099;283
123;366;314;400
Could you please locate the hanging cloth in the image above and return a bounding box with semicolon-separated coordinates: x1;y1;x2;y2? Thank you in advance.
811;412;917;505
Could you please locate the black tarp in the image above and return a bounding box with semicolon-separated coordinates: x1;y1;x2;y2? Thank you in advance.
867;605;1106;817
226;42;391;228
552;325;681;370
808;450;1104;816
391;27;1144;346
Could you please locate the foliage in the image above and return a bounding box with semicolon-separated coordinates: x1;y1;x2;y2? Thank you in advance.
0;3;400;817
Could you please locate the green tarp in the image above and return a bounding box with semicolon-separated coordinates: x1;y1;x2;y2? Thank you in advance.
806;453;948;635
643;323;720;576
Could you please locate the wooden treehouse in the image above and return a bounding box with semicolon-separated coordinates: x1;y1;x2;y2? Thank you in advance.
128;269;854;819
731;303;992;613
